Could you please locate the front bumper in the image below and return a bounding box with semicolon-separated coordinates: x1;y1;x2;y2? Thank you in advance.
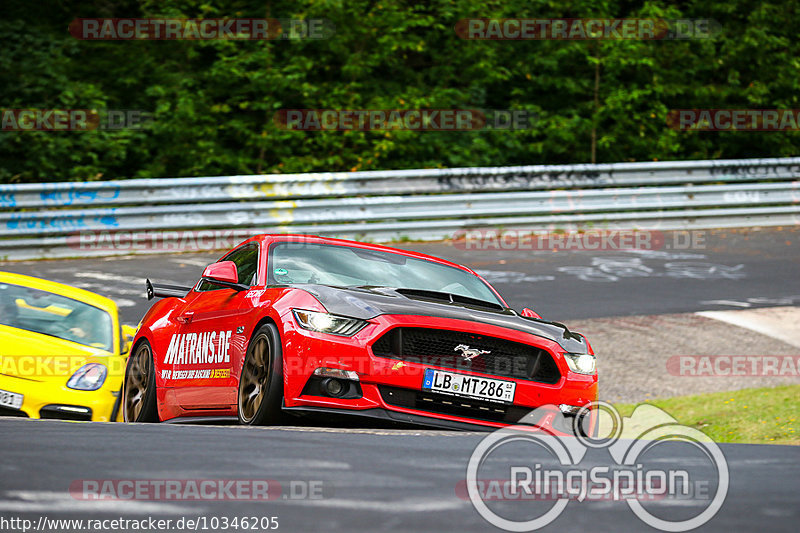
282;313;598;433
0;374;122;422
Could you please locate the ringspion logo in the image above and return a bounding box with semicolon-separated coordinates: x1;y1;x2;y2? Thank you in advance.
465;402;728;531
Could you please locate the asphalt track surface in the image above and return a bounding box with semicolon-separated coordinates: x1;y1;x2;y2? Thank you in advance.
1;227;798;326
1;227;799;532
1;418;798;533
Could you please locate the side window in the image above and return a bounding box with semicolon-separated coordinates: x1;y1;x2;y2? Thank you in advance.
196;243;259;291
227;244;259;285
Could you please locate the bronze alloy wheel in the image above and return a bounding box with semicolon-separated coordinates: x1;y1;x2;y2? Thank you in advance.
239;335;270;423
238;323;284;426
123;340;157;422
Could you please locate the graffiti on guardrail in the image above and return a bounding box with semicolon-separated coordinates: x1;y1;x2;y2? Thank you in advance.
436;168;607;191
709;162;800;177
162;213;206;226
39;185;121;206
5;214;119;232
6;216;88;231
163;185;227;199
0;192;14;208
0;157;798;260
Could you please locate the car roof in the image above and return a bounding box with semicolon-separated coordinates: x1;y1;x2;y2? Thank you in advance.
0;271;119;315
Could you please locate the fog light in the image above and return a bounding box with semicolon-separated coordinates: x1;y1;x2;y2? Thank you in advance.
321;378;345;397
55;406;91;414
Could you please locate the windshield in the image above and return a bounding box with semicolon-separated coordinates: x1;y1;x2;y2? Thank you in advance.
0;282;114;351
269;242;504;306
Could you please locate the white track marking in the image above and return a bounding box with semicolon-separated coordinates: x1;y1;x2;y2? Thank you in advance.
699;300;753;308
623;250;707;260
169;258;216;268
72;271;144;285
71;282;142;296
0;491;195;514
697;306;800;349
280;497;466;512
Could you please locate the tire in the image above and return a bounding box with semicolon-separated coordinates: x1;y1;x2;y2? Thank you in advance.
123;340;159;422
238;323;285;425
110;385;123;422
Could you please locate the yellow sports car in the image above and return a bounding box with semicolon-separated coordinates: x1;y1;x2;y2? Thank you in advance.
0;271;136;421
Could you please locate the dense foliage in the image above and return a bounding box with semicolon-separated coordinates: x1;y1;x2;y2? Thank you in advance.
1;0;798;182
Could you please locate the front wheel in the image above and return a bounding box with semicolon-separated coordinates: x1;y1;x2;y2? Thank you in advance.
238;323;285;425
123;340;159;422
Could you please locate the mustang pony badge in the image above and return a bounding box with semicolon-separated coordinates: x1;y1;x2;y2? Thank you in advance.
454;344;490;361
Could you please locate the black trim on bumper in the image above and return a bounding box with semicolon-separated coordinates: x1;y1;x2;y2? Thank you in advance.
281;404;496;432
378;385;532;424
0;406;28;418
163;416;239;425
39;404;92;421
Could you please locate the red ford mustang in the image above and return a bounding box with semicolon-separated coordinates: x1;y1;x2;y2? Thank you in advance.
124;234;597;433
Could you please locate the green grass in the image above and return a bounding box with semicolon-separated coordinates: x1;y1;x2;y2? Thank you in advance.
613;385;800;445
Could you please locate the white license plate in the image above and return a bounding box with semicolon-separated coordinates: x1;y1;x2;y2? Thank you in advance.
422;369;515;404
0;389;23;410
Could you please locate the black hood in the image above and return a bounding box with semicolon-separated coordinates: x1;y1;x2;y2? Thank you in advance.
295;285;589;353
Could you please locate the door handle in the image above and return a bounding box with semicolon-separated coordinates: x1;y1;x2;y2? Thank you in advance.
176;311;194;324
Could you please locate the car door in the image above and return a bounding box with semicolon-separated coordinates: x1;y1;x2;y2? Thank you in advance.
169;243;260;410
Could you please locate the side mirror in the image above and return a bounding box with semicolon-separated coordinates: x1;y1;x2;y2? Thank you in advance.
202;261;239;284
121;324;137;355
520;307;542;319
201;261;249;291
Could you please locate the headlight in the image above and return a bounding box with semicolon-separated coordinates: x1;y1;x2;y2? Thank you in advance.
67;363;107;391
563;352;596;374
292;309;368;336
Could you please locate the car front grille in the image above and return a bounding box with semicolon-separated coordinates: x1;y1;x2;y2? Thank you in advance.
371;327;560;383
378;385;533;424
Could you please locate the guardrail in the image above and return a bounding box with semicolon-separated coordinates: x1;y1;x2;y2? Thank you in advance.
1;157;799;260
